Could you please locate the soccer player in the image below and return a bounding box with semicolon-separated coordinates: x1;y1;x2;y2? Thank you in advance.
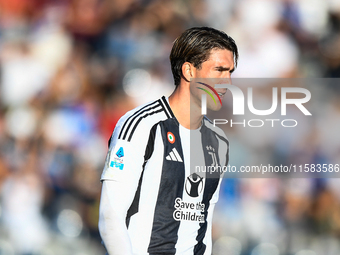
98;27;238;255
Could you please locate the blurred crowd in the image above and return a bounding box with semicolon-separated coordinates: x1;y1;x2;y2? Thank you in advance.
0;0;339;254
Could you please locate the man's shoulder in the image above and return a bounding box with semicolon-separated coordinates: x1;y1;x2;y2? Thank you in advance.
115;96;173;142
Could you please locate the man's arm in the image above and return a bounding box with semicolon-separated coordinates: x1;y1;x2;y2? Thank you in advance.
98;112;152;254
98;180;134;255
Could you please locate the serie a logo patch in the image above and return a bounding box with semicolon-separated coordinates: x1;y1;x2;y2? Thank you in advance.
110;147;124;170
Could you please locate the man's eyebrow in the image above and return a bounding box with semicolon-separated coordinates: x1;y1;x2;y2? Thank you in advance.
214;66;235;73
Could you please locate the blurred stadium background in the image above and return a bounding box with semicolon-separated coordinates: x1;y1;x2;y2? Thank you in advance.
0;0;340;254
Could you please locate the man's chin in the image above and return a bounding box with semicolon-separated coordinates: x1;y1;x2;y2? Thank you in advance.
207;104;222;112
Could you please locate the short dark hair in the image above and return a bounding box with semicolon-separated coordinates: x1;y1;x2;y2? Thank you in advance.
170;27;238;86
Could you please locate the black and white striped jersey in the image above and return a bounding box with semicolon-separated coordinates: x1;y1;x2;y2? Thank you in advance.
101;96;229;255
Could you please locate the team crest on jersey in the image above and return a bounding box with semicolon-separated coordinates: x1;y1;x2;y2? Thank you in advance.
110;147;124;170
185;173;204;197
167;132;175;144
206;145;218;166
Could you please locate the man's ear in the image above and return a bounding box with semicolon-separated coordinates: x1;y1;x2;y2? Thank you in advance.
181;62;195;83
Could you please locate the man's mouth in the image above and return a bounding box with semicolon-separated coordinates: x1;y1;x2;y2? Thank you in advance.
217;91;226;98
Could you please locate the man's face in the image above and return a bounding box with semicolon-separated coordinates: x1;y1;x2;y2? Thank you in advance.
190;49;235;112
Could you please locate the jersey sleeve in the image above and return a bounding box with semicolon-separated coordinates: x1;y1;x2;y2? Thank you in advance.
99;112;154;255
101;113;150;185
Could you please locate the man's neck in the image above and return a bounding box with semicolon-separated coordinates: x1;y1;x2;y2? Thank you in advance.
168;85;203;130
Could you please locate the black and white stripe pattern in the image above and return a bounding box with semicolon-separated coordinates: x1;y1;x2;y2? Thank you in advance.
102;96;228;255
118;97;174;142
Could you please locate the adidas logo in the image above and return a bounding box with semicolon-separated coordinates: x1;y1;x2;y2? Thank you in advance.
166;148;183;162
